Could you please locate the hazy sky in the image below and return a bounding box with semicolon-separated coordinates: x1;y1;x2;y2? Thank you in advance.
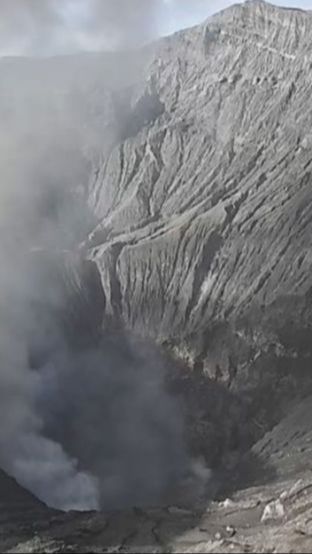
0;0;312;57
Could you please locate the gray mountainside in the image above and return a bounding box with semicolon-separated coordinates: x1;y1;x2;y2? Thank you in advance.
86;0;312;392
3;1;312;552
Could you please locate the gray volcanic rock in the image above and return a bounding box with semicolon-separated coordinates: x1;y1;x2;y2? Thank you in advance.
85;0;312;398
0;469;51;553
0;469;46;512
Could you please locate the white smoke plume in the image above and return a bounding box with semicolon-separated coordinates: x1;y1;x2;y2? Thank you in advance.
0;0;240;57
0;0;164;56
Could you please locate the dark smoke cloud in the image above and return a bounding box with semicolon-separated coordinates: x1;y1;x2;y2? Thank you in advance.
0;243;188;510
0;0;195;511
0;123;189;509
0;249;100;510
38;335;188;510
0;121;101;509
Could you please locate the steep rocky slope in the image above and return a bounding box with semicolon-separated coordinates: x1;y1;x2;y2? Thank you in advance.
85;0;312;404
0;469;50;553
2;0;312;552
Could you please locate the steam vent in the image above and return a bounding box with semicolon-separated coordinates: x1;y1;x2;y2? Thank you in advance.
2;1;312;552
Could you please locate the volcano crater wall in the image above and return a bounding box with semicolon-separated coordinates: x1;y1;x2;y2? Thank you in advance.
82;0;312;401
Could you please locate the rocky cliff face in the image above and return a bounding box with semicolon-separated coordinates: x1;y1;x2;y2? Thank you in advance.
85;0;312;403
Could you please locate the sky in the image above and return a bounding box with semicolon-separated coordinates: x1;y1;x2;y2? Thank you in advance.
0;0;312;57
